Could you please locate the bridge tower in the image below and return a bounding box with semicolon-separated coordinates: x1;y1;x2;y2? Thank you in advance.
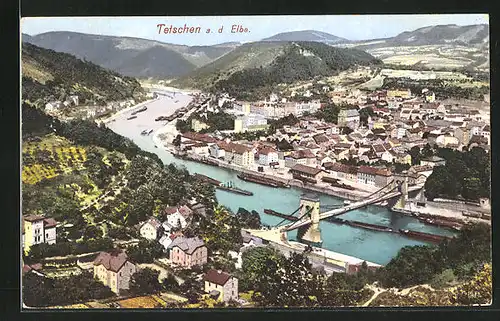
296;193;322;247
393;171;409;210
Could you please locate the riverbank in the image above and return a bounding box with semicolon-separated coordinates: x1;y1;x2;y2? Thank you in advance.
101;98;157;124
153;139;485;225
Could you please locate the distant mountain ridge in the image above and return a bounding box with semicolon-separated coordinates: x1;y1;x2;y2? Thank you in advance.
343;24;489;49
262;30;348;45
22;31;238;78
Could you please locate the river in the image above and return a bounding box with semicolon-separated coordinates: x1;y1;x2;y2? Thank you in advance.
107;92;456;265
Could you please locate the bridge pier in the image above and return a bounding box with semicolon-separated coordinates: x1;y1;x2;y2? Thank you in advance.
297;194;322;247
393;172;409;210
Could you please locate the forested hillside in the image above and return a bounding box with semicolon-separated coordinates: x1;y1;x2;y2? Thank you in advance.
22;103;216;248
22;43;145;106
174;41;381;99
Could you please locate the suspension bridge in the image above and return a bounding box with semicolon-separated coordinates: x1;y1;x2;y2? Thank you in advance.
257;173;425;246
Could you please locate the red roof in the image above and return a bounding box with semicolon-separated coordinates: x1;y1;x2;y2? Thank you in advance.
259;147;277;155
358;166;392;177
182;132;217;144
93;250;131;273
203;269;232;286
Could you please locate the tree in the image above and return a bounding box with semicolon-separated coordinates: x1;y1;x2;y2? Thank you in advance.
127;239;164;264
235;207;261;229
252;253;323;307
240;246;286;292
162;274;180;292
129;268;162;295
359;107;374;126
172;134;182;147
23;271;114;307
452;263;492;305
83;225;101;240
409;146;421;165
175;119;190;133
377;245;442;288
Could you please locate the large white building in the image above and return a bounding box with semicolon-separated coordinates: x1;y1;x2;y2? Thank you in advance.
223;142;255;168
258;147;279;165
23;215;57;254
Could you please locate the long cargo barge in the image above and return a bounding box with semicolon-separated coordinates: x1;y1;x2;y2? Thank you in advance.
346;220;395;232
264;209;298;221
217;185;253;196
399;229;451;243
237;173;290;188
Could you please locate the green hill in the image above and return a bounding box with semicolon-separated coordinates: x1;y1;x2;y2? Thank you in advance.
22;102;216;242
173;41;381;98
22;43;145;106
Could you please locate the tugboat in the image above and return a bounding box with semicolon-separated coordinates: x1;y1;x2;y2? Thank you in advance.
216;181;253;196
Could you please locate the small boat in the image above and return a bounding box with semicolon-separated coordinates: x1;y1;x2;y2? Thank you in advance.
175;100;179;103
154;145;157;148
343;200;351;205
147;129;154;135
131;106;147;115
127;116;137;120
140;129;148;135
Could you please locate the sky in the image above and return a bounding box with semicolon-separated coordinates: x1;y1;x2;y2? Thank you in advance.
21;14;488;46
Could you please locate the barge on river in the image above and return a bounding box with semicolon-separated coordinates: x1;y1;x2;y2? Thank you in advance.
131;106;147;115
263;207;452;244
194;174;252;196
237;173;290;188
217;181;253;196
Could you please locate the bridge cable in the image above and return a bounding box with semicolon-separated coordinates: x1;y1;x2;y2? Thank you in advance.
280;207;314;231
272;205;304;228
361;180;396;201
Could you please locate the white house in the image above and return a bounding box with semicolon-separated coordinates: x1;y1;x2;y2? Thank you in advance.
209;141;226;159
139;217;163;240
258;147;279;166
203;269;239;303
163;205;193;230
23;215;57;254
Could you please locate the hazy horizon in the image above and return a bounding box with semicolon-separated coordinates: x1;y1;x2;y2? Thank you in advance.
21;14;488;46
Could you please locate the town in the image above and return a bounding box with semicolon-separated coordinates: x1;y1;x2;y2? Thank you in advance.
21;16;491;309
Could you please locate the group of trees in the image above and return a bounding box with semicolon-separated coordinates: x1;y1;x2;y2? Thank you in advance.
239;247;372;307
25;237;114;263
126;239;165;264
23;271;114;307
377;223;491;289
422;146;490;201
267;113;299;135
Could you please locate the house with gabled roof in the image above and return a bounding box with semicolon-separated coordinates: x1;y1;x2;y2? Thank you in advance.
167;236;208;268
163;205;193;231
23;215;57;254
203;269;239;302
93;250;137;295
139;217;163;240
